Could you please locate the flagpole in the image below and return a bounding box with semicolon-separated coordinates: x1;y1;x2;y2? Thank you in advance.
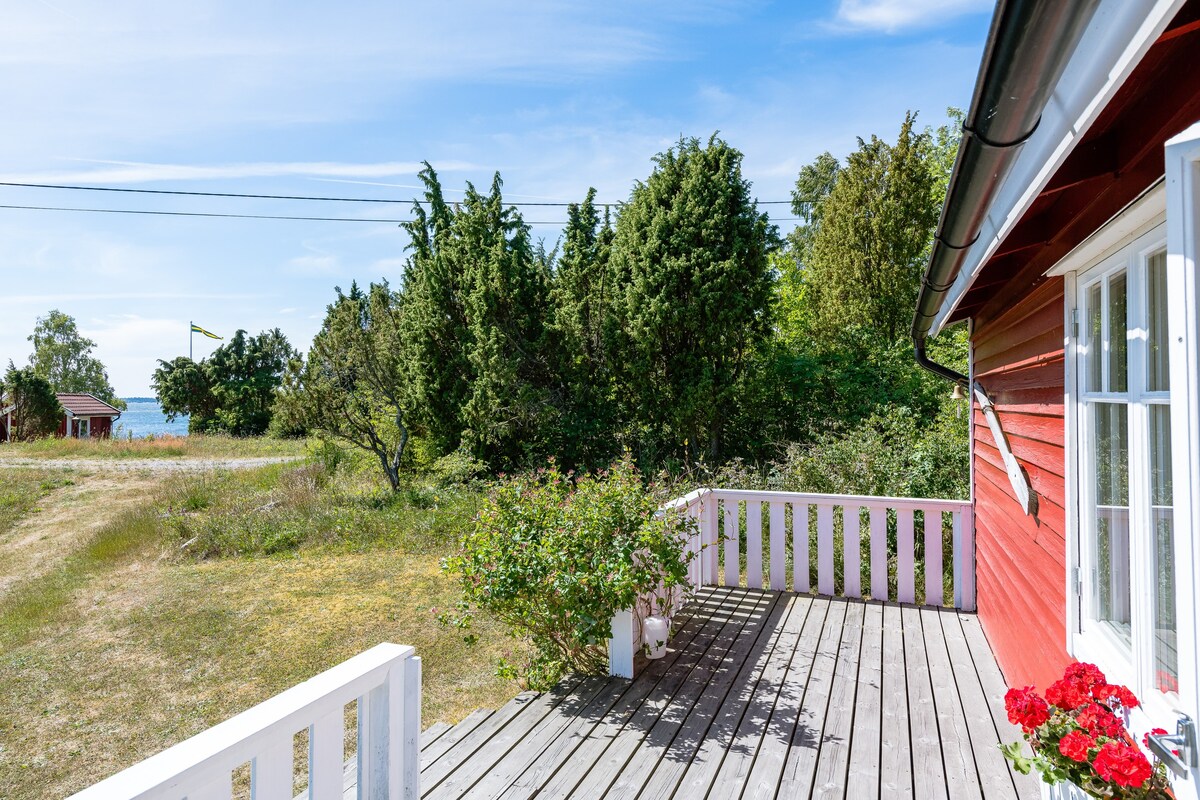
189;320;193;361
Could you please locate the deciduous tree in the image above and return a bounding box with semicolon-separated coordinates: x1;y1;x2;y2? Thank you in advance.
27;310;123;408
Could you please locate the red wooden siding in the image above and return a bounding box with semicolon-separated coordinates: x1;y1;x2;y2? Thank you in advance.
55;415;116;438
971;277;1072;691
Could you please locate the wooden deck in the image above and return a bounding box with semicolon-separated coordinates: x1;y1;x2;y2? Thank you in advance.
413;586;1038;800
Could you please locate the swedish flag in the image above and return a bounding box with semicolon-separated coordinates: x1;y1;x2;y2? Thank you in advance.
190;323;222;340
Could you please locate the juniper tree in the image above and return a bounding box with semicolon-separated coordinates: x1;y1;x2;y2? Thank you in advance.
400;165;556;469
608;134;776;464
549;188;617;468
805;112;939;344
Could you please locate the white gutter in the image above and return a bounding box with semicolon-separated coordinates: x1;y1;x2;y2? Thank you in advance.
931;0;1186;335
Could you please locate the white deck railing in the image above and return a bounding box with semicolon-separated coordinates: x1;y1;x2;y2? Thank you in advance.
69;643;421;800
610;488;974;677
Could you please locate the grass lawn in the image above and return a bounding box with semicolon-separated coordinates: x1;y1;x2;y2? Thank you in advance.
0;433;308;460
0;458;521;800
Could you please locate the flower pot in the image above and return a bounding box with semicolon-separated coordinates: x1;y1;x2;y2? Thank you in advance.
643;614;669;659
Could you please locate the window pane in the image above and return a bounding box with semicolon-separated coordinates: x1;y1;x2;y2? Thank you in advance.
1091;401;1130;644
1149;404;1178;694
1109;272;1128;393
1147;251;1170;391
1088;282;1103;392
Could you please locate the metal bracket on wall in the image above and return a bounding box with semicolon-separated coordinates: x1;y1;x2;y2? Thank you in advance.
972;381;1038;516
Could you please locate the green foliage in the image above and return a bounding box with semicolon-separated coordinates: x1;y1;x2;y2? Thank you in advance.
442;458;694;687
153;329;296;436
2;363;63;440
26;309;124;409
806;112;940;343
276;281;411;490
400;164;557;470
608;134;777;465
549;189;619;469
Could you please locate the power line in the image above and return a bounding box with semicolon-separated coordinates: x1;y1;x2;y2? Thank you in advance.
0;202;801;225
0;180;801;207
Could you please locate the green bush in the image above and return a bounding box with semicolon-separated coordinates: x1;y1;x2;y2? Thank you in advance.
442;457;694;688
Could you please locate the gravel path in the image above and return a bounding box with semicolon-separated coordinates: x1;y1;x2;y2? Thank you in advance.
0;456;303;472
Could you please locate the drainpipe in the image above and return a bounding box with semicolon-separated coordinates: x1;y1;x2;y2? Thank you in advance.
912;0;1100;385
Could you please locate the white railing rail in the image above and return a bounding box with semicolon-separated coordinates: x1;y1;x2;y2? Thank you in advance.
69;643;421;800
609;488;974;678
687;489;974;610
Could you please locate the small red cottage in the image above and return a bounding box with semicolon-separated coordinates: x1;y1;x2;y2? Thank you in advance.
914;0;1200;793
53;393;121;438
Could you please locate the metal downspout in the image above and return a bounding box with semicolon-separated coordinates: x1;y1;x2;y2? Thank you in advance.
912;0;1100;385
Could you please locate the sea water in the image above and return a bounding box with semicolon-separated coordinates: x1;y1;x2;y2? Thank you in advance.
113;398;189;438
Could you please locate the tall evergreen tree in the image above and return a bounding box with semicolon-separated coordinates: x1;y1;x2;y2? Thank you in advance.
609;134;776;464
400;164;471;454
549;189;617;468
400;165;556;469
805;112;939;344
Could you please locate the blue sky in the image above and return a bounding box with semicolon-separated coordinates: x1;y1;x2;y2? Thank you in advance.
0;0;992;395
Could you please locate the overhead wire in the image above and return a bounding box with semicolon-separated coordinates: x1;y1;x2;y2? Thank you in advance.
0;180;803;207
0;202;802;225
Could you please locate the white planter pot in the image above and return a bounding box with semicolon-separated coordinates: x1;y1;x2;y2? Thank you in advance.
643;615;669;659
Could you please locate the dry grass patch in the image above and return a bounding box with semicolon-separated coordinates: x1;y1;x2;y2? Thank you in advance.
0;434;307;461
0;461;522;800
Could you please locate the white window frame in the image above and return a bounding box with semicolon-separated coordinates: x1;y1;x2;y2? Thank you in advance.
1052;122;1200;788
1165;121;1200;751
1069;222;1169;699
76;417;90;439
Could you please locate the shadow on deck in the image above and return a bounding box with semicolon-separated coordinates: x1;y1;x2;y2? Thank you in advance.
414;586;1039;800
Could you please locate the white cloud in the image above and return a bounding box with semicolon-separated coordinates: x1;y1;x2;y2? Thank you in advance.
834;0;990;32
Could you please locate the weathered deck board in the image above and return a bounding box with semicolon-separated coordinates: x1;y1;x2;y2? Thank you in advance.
406;587;1035;800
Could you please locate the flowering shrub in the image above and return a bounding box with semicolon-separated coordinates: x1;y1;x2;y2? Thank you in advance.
1002;662;1172;798
440;457;694;688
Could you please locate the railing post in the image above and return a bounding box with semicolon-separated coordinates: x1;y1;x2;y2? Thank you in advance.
702;493;719;584
608;609;636;679
402;656;421;800
309;710;344;799
358;655;420;800
953;507;976;612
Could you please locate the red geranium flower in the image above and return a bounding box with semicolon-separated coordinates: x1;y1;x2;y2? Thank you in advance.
1093;742;1153;788
1057;730;1095;762
1098;683;1140;709
1076;702;1123;738
1065;662;1106;690
1046;677;1091;710
1005;686;1049;732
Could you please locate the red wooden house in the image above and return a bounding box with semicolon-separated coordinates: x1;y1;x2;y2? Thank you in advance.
54;393;121;439
914;0;1200;791
2;392;121;441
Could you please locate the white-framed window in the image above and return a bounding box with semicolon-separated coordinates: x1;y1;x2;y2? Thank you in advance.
1073;226;1177;702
